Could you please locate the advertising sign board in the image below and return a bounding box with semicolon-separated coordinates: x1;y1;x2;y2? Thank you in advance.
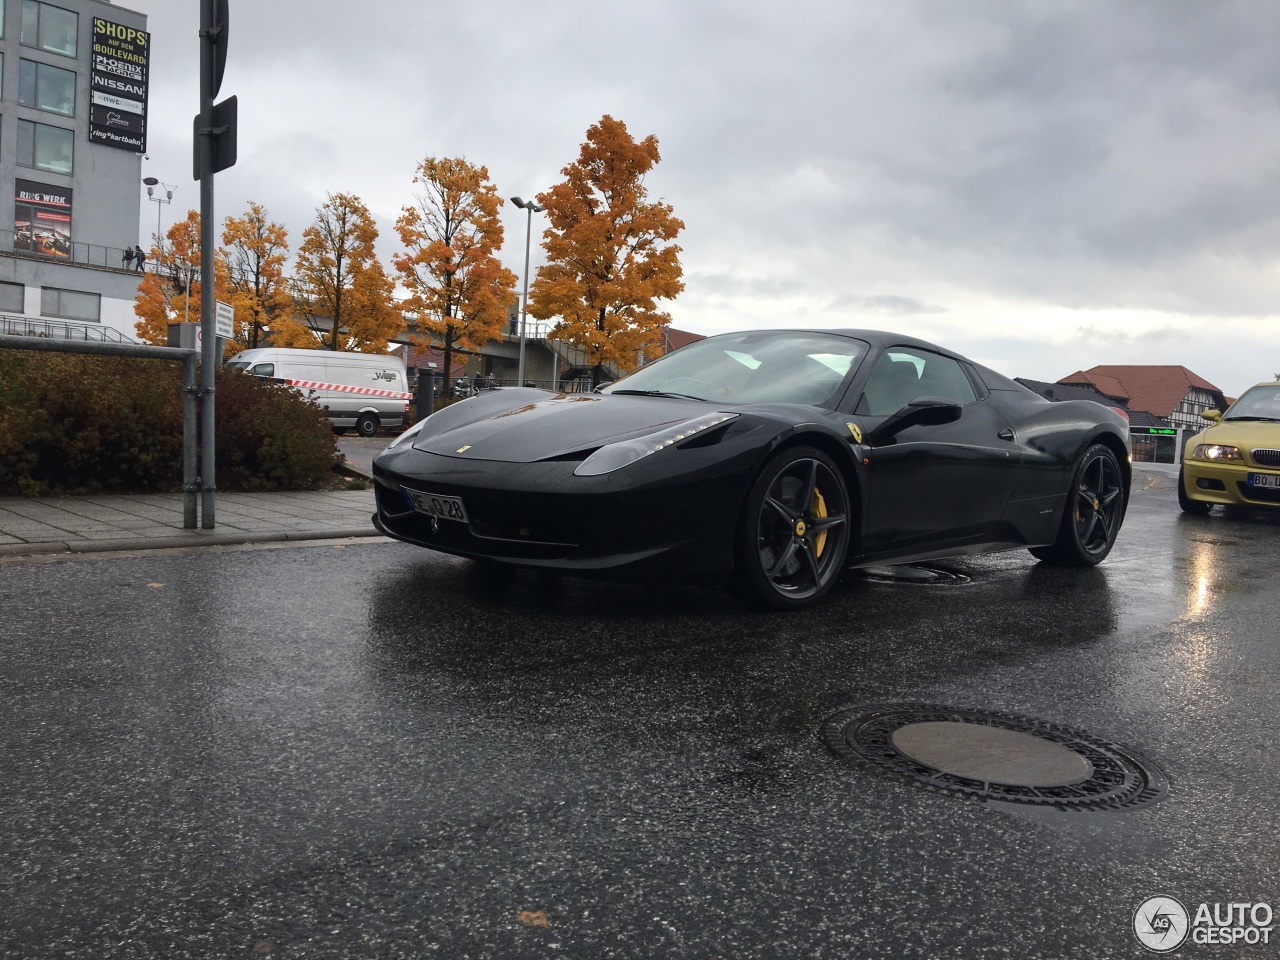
90;18;151;151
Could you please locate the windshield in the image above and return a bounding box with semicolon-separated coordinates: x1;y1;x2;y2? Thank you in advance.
602;332;868;406
1224;385;1280;421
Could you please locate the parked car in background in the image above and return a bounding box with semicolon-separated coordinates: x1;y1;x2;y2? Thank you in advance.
1178;381;1280;514
227;348;410;436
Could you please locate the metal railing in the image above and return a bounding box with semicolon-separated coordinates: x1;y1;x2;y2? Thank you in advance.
0;313;137;343
0;227;143;272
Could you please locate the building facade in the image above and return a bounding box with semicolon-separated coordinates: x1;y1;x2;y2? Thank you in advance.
1055;364;1229;464
0;0;147;340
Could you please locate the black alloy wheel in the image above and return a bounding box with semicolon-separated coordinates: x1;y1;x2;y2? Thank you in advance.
1177;467;1212;515
356;413;379;437
735;446;852;610
1031;443;1125;566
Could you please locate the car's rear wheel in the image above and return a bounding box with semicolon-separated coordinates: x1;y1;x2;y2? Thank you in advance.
355;413;379;437
1177;467;1212;515
734;446;851;610
1030;443;1125;566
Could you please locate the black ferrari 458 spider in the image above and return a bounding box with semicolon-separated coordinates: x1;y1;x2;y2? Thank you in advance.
373;329;1131;610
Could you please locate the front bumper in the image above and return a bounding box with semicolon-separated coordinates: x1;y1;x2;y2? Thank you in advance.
1181;458;1280;508
371;444;756;583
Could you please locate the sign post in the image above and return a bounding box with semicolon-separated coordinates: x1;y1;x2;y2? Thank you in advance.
214;300;234;342
195;0;235;529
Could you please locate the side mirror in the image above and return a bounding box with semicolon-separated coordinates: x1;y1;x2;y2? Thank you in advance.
1202;409;1222;422
870;395;962;444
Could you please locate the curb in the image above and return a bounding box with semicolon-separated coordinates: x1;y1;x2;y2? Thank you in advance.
0;527;385;559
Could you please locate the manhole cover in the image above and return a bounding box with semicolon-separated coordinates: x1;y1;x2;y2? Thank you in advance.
823;704;1168;811
859;564;971;585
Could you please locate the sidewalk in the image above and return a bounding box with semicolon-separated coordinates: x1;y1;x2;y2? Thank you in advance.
0;489;382;558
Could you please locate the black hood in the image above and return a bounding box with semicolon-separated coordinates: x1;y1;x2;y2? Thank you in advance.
413;391;714;463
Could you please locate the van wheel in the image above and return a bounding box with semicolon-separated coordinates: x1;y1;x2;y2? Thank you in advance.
355;414;379;437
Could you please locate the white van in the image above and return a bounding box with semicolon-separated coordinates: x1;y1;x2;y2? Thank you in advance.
226;348;410;436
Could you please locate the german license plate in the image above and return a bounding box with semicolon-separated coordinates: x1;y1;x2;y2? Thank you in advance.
1247;473;1280;489
404;488;469;522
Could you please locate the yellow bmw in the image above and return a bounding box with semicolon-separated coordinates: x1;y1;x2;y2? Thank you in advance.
1179;380;1280;513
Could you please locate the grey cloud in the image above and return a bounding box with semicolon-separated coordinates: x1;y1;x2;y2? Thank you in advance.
126;0;1280;394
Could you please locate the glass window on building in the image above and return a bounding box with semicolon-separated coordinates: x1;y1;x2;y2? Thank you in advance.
18;58;75;115
41;287;100;322
0;281;25;313
17;119;73;174
21;0;77;57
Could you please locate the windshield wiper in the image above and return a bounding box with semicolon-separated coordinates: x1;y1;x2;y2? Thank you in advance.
1225;416;1280;422
610;389;706;401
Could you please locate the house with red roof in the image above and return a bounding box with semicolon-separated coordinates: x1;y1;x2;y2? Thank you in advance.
1055;365;1228;432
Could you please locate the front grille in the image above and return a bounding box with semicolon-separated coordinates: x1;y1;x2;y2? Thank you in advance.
1252;448;1280;467
1236;482;1280;505
376;481;580;559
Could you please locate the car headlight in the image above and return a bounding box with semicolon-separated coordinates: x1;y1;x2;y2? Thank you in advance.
1192;443;1242;461
387;419;428;450
574;412;738;477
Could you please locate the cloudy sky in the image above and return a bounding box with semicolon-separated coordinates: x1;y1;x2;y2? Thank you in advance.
124;0;1280;396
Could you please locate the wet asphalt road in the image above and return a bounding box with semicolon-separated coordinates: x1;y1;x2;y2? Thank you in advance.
2;471;1278;959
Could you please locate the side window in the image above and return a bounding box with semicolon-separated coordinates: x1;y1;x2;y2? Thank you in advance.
17;119;73;174
0;281;25;312
915;351;978;405
40;287;99;321
249;363;275;377
859;348;977;416
18;58;75;115
21;1;77;57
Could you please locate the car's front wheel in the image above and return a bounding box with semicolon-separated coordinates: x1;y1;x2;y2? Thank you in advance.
734;446;851;610
1030;443;1125;566
1177;467;1212;515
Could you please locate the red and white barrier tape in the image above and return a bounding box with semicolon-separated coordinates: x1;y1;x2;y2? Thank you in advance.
284;378;412;400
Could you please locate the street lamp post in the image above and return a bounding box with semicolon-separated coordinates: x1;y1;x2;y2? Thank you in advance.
509;195;544;386
143;177;175;252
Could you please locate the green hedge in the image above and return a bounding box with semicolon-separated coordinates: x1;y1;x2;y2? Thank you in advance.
0;351;342;496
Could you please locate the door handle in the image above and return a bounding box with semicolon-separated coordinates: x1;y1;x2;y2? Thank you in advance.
998;428;1015;441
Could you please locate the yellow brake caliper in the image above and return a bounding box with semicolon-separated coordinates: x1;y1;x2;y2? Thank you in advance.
812;488;828;557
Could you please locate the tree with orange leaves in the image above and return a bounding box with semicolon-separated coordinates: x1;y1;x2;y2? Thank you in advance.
392;157;516;397
133;210;232;349
222;202;292;352
273;193;401;353
528;115;685;386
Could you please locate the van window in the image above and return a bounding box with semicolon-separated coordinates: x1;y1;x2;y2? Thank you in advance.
250;363;274;377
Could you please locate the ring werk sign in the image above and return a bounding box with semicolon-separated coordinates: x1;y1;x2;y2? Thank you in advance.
90;18;151;151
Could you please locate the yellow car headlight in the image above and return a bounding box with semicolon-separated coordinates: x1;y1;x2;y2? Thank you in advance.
1192;443;1242;461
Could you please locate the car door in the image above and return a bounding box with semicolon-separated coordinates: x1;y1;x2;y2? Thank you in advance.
853;347;1021;550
